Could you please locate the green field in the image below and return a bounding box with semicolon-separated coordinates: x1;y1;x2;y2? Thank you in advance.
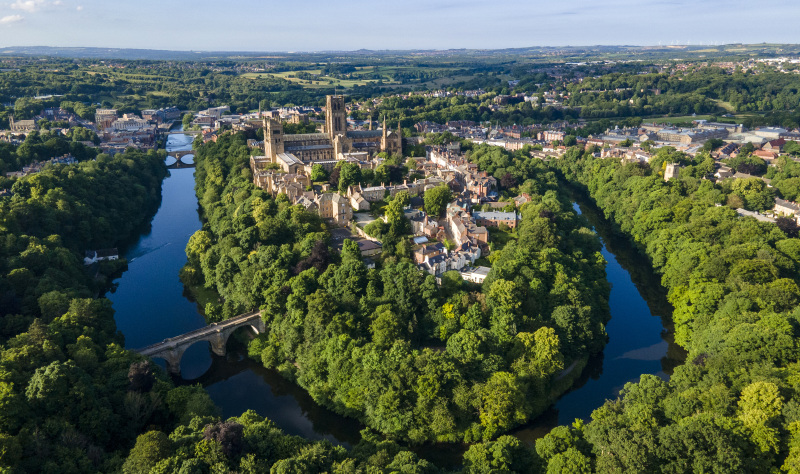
713;99;736;112
242;69;394;89
242;65;465;89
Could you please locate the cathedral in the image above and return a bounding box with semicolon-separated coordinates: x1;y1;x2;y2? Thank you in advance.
262;95;402;173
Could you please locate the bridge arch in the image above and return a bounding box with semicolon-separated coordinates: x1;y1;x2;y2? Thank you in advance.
136;311;265;376
164;151;195;169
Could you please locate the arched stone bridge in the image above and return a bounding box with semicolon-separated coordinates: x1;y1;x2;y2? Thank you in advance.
136;311;264;375
165;150;196;169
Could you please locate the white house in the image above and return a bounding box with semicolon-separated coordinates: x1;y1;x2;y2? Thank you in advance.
460;266;491;284
84;248;119;265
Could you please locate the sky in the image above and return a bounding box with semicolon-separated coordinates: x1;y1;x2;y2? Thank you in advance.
1;0;800;52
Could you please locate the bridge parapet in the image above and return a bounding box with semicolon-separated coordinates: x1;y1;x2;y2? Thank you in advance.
165;150;196;169
136;311;263;375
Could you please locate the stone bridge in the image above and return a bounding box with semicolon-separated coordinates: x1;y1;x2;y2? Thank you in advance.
136;311;264;375
165;130;202;135
165;150;196;169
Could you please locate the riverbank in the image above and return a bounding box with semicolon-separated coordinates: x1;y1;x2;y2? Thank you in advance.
507;189;684;444
534;147;798;471
109;130;682;470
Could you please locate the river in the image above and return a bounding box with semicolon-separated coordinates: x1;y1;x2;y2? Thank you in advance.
109;131;684;463
109;132;361;446
511;198;685;444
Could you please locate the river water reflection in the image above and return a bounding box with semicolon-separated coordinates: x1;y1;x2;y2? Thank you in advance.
108;132;362;445
512;198;686;444
109;133;685;462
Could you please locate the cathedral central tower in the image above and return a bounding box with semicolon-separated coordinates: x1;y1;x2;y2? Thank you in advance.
325;95;347;141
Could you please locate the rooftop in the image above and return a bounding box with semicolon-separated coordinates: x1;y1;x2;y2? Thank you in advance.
473;210;518;221
284;133;329;141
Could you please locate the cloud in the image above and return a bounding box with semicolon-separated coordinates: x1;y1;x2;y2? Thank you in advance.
10;0;57;12
76;4;83;10
0;14;24;24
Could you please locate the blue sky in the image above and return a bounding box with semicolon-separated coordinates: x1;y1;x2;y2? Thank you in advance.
1;0;799;51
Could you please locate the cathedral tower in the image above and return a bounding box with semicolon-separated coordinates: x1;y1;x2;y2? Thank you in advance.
263;118;284;161
326;95;347;141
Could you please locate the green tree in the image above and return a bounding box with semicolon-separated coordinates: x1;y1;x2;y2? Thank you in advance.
424;184;452;217
784;140;800;156
480;372;527;439
463;435;539;473
338;162;362;193
738;381;783;454
728;177;774;212
385;191;410;224
123;431;173;474
310;163;328;182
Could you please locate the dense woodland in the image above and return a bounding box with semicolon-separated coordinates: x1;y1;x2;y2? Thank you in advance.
0;149;226;472
566;68;800;128
536;147;800;472
182;132;610;444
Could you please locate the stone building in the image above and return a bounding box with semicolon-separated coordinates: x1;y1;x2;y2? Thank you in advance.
9;116;38;133
316;192;352;225
664;163;682;181
774;198;800;220
261;95;402;168
95;109;118;130
472;211;519;229
112;114;151;132
253;171;310;201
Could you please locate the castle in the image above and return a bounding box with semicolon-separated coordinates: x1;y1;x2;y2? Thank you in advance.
261;95;402;173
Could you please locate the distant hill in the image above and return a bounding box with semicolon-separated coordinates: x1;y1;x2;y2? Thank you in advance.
0;46;266;60
2;44;800;62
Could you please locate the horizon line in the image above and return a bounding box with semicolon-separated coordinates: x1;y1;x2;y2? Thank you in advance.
1;42;797;56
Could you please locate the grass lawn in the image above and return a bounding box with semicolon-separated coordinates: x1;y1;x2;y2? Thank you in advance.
713;99;736;112
647;115;714;125
487;226;517;251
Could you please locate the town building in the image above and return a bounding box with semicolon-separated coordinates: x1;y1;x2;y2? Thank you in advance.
95;109;118;130
460;266;491;284
472;210;519;229
775;198;800;219
656;127;728;144
316;192;352;226
356;239;382;257
111;114;151;132
9;116;38;133
199;106;231;119
414;243;447;265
